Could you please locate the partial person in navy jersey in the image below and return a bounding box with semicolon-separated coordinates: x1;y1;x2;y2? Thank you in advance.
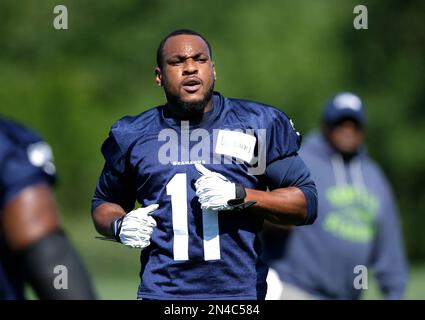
0;117;96;300
92;29;318;300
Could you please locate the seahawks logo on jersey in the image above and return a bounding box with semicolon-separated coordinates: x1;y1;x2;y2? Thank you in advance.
27;141;56;176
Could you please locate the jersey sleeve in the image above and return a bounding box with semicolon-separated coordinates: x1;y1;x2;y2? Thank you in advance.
91;131;137;213
0;139;56;208
265;155;318;225
265;111;301;165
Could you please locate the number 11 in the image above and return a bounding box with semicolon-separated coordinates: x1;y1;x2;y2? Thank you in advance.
166;173;221;261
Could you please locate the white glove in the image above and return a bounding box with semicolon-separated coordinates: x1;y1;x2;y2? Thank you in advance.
112;204;158;249
194;163;250;211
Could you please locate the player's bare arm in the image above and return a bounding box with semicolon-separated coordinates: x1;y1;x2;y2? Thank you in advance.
2;183;59;251
92;202;126;238
2;183;96;299
194;155;316;228
93;202;158;249
245;187;307;226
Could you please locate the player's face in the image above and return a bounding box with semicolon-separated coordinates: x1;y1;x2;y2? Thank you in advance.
156;35;216;112
326;120;364;156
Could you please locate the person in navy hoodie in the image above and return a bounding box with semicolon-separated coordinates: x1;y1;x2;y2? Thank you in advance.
263;92;408;300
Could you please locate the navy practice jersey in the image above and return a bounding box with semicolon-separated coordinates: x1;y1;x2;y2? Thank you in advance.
92;92;305;300
0;117;56;299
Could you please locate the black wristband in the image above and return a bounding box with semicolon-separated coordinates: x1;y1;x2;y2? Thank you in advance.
110;217;123;242
235;183;247;202
227;183;256;211
226;183;246;206
231;200;257;211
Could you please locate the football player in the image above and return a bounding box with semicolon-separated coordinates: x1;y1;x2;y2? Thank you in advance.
0;117;96;299
92;29;317;300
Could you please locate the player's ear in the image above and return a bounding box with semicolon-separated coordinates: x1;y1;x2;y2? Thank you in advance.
212;62;217;80
155;67;163;86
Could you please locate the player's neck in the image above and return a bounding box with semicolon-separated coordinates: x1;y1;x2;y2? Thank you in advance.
166;98;213;121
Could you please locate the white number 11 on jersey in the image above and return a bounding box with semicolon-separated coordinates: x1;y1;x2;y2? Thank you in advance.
166;173;221;261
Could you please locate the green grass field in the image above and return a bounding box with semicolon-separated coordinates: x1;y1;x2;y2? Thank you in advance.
27;215;425;300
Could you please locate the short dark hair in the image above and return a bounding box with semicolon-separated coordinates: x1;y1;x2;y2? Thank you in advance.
156;29;212;69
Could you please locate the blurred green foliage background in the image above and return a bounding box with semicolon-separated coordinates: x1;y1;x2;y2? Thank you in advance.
1;0;424;299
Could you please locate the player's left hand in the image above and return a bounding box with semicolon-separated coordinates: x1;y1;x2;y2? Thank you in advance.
112;204;158;249
194;163;256;211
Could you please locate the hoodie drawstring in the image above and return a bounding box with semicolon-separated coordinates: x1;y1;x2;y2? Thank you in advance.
331;154;347;186
350;158;366;191
331;154;366;190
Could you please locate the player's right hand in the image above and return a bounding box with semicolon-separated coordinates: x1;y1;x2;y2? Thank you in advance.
111;204;158;249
